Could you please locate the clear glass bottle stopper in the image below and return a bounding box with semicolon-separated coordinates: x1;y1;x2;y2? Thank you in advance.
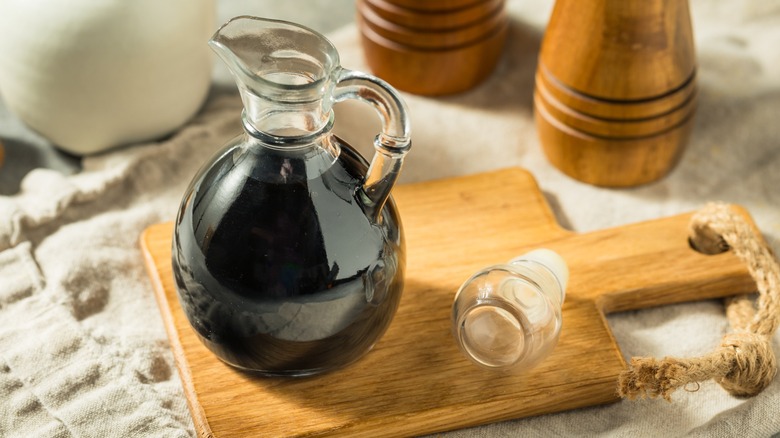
452;249;569;371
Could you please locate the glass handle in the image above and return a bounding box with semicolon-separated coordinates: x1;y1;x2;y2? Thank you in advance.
333;68;411;220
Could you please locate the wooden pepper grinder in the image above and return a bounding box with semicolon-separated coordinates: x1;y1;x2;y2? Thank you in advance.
534;0;696;187
358;0;508;96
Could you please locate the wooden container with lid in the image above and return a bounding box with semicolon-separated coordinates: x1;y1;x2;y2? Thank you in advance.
357;0;508;96
534;0;697;187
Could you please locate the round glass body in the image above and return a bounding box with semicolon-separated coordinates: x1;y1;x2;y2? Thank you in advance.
173;16;411;376
173;134;404;376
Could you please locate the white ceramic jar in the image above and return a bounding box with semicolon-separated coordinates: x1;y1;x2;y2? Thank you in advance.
0;0;215;154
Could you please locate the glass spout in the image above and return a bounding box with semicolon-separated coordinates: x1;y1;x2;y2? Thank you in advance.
209;16;340;137
211;16;411;220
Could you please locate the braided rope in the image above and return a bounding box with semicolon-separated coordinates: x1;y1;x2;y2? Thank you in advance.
618;203;780;400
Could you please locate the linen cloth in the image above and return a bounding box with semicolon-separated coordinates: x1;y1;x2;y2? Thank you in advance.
1;0;779;436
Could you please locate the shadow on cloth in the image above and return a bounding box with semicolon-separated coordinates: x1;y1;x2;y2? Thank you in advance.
0;137;79;196
437;18;544;114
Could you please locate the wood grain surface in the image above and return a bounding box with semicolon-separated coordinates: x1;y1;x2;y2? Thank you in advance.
534;87;697;138
534;93;694;187
535;67;698;120
358;21;507;96
141;168;756;437
539;0;696;100
358;0;506;49
533;0;697;187
383;0;488;12
365;0;503;30
357;0;507;95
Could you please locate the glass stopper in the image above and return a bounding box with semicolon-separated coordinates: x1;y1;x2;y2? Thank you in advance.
452;249;569;372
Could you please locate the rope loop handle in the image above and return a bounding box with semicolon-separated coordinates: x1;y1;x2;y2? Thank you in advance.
619;203;780;400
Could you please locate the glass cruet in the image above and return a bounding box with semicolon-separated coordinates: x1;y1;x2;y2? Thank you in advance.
171;16;412;376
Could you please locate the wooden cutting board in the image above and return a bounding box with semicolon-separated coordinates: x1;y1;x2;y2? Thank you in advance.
141;168;755;437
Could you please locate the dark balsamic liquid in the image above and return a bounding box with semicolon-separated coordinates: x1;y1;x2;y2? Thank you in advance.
172;136;404;375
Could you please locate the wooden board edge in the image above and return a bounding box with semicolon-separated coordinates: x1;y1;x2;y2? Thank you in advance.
591;207;758;314
140;225;215;438
134;178;764;436
327;375;622;437
517;167;574;236
594;305;629;371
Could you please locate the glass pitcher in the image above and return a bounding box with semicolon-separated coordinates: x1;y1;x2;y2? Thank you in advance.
172;16;411;376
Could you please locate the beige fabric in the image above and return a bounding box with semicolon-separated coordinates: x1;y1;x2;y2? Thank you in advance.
0;98;240;437
1;0;779;436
